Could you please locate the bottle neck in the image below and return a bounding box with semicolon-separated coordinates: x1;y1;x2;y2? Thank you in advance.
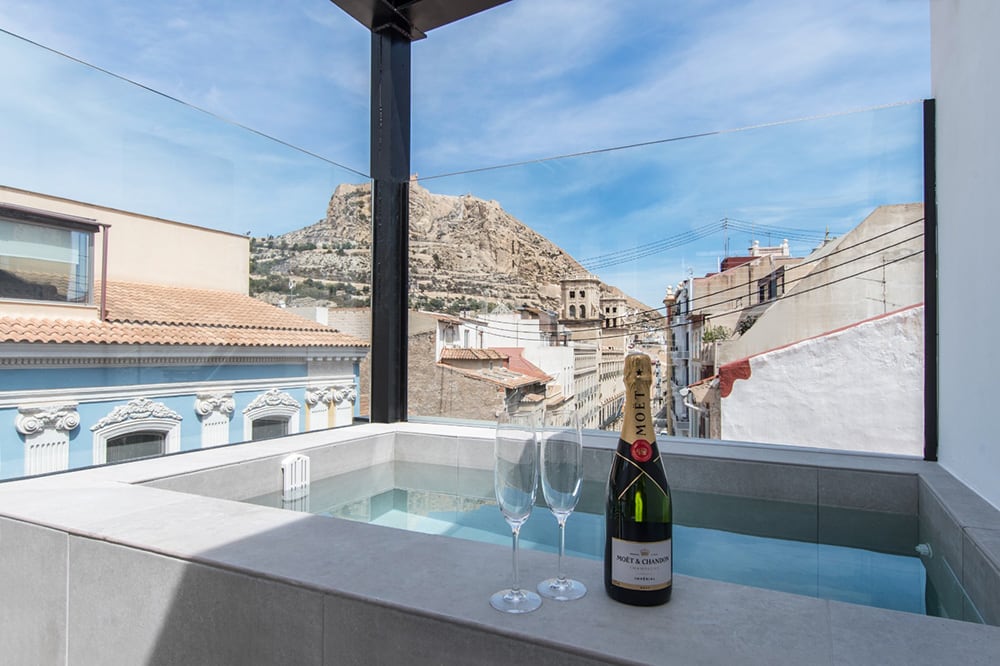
621;379;655;447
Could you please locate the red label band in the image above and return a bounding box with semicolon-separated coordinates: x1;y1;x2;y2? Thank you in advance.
631;439;653;462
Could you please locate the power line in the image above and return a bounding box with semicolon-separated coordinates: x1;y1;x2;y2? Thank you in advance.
414;100;923;183
696;250;924;330
578;221;723;266
455;217;923;339
452;225;924;344
0;27;369;179
577;214;855;273
674;217;924;312
581;224;723;271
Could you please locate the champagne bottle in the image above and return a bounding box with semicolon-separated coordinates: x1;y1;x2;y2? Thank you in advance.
604;351;673;605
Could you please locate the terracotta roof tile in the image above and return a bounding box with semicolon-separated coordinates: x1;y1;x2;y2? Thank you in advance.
439;363;541;390
492;347;551;382
1;281;368;348
439;347;507;361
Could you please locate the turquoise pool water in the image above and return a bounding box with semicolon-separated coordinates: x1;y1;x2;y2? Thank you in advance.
246;461;975;620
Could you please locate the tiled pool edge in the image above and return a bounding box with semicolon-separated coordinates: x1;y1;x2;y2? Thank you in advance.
1;423;999;665
136;422;1000;628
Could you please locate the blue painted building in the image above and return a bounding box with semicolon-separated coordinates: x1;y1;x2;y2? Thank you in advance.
0;188;368;480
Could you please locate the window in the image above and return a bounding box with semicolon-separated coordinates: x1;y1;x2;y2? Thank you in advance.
242;388;300;441
0;205;98;304
251;417;288;441
106;431;165;463
569;305;576;318
569;290;575;297
757;267;785;303
90;397;182;465
579;305;586;318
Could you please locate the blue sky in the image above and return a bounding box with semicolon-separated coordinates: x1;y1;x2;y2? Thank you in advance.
0;0;930;308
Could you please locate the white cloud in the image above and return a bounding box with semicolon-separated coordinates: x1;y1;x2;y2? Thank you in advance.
1;0;929;297
412;0;929;177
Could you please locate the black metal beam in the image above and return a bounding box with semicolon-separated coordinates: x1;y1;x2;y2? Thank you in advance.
369;28;411;423
923;98;939;462
330;0;512;41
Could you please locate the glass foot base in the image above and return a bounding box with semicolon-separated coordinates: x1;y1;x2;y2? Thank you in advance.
490;588;542;613
537;577;587;601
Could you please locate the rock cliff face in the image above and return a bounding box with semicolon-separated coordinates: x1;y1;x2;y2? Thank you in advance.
251;180;620;312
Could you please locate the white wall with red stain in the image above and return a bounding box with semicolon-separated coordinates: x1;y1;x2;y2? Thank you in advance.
721;306;924;455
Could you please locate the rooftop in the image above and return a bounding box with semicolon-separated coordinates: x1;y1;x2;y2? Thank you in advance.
0;281;368;348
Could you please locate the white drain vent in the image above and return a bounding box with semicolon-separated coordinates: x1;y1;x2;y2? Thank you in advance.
281;453;311;502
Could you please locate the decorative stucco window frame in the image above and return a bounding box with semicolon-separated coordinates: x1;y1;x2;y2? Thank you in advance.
90;398;182;465
242;388;300;441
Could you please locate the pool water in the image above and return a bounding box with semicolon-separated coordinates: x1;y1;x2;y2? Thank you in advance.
245;461;974;620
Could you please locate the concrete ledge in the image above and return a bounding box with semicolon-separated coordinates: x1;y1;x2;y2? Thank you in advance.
1;423;999;665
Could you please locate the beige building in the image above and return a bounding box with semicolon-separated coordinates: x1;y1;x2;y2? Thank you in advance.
674;203;925;449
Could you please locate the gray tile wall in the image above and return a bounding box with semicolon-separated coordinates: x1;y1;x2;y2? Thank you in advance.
67;537;326;665
0;518;68;665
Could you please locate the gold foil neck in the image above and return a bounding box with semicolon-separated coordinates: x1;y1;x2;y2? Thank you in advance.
624;352;652;389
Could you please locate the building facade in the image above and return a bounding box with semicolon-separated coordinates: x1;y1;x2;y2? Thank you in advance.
666;204;924;452
0;188;367;479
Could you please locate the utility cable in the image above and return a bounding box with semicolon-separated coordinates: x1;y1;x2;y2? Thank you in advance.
414;99;923;183
449;218;923;339
449;230;924;343
0;27;369;179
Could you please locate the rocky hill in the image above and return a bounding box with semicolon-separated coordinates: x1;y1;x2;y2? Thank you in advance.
250;180;641;314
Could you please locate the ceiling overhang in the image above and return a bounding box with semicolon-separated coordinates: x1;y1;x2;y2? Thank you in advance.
329;0;512;41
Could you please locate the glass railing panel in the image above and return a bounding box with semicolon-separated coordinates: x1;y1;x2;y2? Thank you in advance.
0;18;371;480
404;102;926;457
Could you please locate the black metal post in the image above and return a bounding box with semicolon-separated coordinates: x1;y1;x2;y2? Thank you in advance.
369;28;411;423
923;98;939;461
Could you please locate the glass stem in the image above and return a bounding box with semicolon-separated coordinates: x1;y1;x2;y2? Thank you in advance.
557;518;567;583
511;526;521;593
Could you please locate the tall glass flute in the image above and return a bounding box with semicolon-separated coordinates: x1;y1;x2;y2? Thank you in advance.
490;411;542;613
537;406;587;601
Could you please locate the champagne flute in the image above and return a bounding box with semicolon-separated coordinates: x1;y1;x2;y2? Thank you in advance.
490;411;542;613
537;405;587;601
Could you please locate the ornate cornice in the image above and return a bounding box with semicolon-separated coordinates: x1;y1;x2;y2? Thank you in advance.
305;385;357;406
195;392;236;417
91;397;182;431
305;386;334;407
16;405;81;435
244;388;299;414
333;385;357;405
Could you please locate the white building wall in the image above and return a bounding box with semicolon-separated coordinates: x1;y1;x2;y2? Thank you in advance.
523;345;575;399
932;0;1000;508
466;313;545;348
721;307;923;456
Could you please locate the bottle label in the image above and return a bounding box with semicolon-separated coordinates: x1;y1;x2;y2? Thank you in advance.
610;538;672;591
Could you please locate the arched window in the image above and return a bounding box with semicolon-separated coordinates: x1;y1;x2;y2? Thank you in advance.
107;431;166;463
243;388;300;441
569;305;577;318
251;417;288;441
579;305;586;318
91;398;182;465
